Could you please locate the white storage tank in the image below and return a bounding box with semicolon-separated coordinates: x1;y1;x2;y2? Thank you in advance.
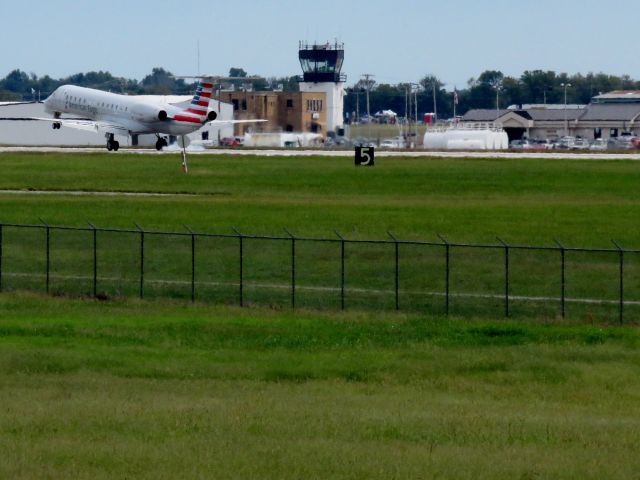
423;128;508;150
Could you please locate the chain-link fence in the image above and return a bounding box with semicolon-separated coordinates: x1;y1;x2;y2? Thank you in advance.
1;221;638;323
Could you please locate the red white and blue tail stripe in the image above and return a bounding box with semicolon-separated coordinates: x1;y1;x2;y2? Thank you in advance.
175;81;214;124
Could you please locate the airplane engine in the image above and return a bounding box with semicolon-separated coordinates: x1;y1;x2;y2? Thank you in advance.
132;104;171;123
207;111;217;121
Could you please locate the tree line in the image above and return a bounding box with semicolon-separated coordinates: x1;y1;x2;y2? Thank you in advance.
0;67;299;101
2;66;639;120
347;70;640;120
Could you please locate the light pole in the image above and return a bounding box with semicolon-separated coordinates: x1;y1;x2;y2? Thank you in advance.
561;83;572;136
494;83;503;126
432;82;437;123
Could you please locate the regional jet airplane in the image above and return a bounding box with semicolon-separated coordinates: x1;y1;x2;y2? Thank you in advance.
1;80;264;172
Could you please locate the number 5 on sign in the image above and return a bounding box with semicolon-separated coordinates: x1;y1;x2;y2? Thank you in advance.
355;146;375;166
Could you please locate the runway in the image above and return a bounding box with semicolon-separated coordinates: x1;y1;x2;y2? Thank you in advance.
2;146;640;160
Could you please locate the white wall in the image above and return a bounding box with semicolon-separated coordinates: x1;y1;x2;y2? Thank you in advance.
298;82;345;133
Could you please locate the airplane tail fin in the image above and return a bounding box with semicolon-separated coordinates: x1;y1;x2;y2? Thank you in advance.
182;81;214;120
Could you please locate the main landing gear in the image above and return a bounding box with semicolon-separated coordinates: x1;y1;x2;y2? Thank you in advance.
52;112;62;130
106;133;119;151
155;136;168;151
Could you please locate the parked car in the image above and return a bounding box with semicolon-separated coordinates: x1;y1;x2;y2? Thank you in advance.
509;139;530;149
220;137;239;147
352;137;376;148
589;139;607;151
220;136;243;147
536;139;556;150
608;136;636;150
380;137;407;149
525;139;547;151
325;137;351;148
572;137;590;149
555;136;576;149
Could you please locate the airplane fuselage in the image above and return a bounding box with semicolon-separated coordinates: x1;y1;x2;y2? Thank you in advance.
44;85;201;136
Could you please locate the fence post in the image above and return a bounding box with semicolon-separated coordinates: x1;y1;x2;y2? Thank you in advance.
612;240;624;325
335;231;345;310
233;228;244;307
388;231;400;310
0;223;3;293
185;225;196;303
40;219;50;294
88;222;97;298
135;223;145;299
437;234;450;315
497;237;510;317
554;240;565;318
285;229;296;309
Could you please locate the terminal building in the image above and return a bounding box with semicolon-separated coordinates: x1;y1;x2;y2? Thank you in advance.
463;91;640;141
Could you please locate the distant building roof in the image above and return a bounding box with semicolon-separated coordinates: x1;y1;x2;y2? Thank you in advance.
507;103;586;110
592;90;640;103
525;108;584;121
579;103;640;121
462;109;509;121
462;107;584;122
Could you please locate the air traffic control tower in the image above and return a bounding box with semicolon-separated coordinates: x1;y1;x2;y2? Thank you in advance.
298;41;346;135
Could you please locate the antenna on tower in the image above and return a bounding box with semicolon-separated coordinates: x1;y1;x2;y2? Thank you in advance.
197;40;200;75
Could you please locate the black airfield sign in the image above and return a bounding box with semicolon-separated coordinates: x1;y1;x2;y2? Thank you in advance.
355;146;375;166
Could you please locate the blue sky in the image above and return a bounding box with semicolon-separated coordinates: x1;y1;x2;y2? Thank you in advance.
1;0;637;89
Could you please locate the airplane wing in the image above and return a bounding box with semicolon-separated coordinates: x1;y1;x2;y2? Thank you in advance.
0;101;44;107
206;119;268;126
0;117;130;135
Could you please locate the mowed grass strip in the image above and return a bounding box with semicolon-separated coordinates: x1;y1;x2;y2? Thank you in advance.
1;292;640;479
0;152;639;244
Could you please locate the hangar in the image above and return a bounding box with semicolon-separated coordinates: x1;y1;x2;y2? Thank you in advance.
463;91;640;141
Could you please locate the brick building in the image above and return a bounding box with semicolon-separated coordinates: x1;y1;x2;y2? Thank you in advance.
216;91;328;136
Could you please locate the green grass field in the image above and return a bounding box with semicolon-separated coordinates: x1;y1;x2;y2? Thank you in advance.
1;152;640;478
1;292;640;479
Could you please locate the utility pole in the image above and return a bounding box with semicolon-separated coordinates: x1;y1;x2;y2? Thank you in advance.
561;82;572;137
494;82;503;125
217;84;221;145
432;82;437;123
404;86;408;122
414;86;418;125
361;73;375;140
361;74;375;121
453;90;456;119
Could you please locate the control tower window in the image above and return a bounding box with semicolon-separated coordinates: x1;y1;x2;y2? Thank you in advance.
306;99;323;112
299;42;345;83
